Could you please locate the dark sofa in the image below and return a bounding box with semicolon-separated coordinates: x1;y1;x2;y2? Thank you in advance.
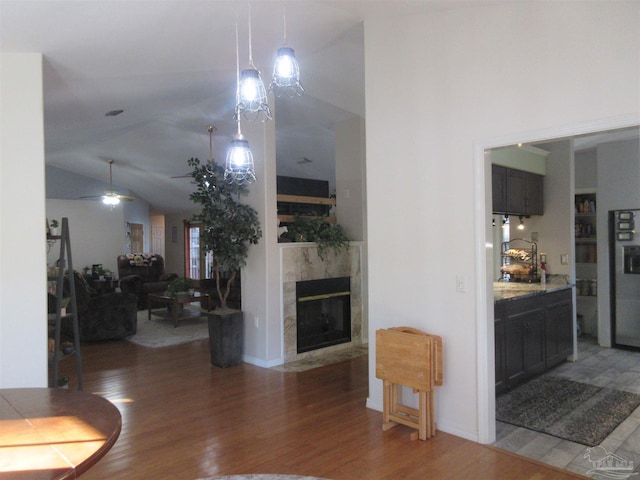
49;271;138;342
117;253;178;308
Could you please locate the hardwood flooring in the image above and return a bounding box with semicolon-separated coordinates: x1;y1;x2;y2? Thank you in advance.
60;339;587;479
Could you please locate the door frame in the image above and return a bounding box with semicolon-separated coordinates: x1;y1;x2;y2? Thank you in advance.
474;114;639;444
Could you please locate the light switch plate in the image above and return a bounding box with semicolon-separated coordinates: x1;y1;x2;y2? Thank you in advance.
560;254;569;265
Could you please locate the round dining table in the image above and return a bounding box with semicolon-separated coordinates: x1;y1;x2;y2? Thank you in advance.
0;388;121;479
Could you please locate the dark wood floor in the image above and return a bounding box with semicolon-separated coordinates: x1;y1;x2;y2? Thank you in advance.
61;339;587;479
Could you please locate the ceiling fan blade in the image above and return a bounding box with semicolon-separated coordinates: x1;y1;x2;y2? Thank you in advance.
78;160;136;202
170;173;192;179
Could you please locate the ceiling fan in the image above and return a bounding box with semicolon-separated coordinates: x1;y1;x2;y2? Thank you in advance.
171;125;216;179
80;159;136;205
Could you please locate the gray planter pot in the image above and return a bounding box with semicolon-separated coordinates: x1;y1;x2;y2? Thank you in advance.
207;310;244;367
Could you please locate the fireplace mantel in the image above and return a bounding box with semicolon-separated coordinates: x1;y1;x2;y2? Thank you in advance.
280;242;364;363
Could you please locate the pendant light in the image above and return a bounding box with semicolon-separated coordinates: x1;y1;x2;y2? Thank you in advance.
269;2;303;97
102;160;120;206
236;2;271;122
226;8;256;185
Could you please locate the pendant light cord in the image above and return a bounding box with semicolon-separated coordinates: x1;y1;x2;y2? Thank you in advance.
282;2;287;45
235;5;242;136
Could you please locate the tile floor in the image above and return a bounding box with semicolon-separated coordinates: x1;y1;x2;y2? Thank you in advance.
494;336;640;478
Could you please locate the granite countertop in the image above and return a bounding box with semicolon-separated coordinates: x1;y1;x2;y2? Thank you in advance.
494;275;573;303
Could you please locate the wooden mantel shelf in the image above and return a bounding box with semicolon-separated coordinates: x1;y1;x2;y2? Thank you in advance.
277;194;337;224
277;194;336;206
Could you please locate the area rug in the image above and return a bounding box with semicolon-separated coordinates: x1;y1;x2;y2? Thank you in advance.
496;376;640;446
126;308;209;348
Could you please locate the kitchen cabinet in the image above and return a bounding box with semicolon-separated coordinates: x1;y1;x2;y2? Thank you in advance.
504;297;545;388
495;288;573;393
545;290;573;368
492;165;544;216
494;303;506;394
492;165;507;213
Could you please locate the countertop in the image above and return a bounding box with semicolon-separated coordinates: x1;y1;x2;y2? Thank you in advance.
494;275;573;303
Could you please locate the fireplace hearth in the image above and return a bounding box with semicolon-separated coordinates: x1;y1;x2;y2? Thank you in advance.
296;277;351;353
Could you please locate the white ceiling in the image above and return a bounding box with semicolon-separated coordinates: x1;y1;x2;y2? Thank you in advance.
4;1;635;214
2;0;488;214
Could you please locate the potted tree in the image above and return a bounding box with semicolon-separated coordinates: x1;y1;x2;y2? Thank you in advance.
187;157;262;367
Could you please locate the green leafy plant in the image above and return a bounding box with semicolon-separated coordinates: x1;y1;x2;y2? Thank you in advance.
50;219;59;228
167;277;193;297
187;157;262;310
60;297;71;308
286;215;349;260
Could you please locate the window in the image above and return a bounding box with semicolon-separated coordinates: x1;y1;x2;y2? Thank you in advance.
184;222;213;279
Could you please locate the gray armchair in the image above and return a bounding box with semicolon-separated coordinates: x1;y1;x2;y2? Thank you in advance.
117;253;178;308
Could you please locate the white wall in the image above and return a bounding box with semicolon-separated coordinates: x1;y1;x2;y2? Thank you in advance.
164;211;191;276
364;1;639;443
335;116;367;242
518;140;573;278
0;54;48;387
243;106;282;366
46;199;126;275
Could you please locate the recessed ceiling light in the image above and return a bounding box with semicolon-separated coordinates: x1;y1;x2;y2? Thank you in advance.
105;109;124;117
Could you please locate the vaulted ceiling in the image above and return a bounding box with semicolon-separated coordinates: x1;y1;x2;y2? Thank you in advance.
2;0;478;213
5;1;633;215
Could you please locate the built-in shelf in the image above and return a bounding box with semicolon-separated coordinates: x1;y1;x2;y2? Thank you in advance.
277;194;337;224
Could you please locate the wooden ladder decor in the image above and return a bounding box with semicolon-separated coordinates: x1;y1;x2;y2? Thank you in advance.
375;327;443;441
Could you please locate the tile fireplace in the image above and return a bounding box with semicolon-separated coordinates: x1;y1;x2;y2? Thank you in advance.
296;276;351;353
281;243;364;363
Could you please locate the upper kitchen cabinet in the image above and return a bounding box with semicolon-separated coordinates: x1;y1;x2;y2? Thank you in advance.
491;145;548;216
506;168;544;215
492;165;507;213
492;165;544;215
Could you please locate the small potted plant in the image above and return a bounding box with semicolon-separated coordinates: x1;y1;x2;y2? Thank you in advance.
167;277;192;297
285;214;350;260
60;297;71;316
49;219;59;236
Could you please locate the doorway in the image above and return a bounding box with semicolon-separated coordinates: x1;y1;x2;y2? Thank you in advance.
130;223;144;253
477;120;640;446
479;126;638;468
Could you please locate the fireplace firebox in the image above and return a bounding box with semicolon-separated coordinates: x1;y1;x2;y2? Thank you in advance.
296;277;351;353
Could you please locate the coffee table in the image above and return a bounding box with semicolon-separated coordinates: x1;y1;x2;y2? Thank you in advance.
147;291;211;327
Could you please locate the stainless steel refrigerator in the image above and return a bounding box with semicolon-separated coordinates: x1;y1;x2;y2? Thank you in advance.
611;209;640;349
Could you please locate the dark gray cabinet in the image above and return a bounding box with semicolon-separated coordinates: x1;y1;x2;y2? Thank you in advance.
504;297;545;388
494;303;506;393
492;165;544;216
495;288;572;393
492;165;507;213
545;290;574;368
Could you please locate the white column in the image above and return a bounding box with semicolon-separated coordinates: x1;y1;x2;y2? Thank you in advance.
0;54;48;387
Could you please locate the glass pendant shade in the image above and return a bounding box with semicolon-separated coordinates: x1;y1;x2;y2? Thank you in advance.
270;46;303;96
225;136;256;185
237;68;271;121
